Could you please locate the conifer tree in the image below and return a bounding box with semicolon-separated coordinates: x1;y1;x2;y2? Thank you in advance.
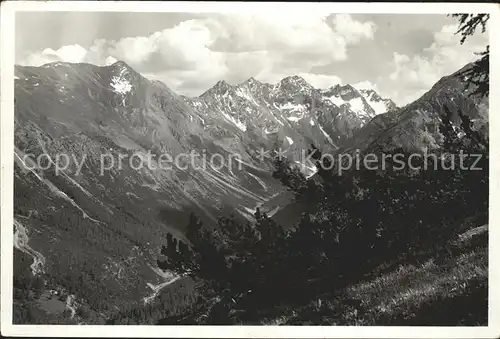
451;14;489;97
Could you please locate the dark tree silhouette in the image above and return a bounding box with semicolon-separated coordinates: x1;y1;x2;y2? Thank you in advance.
450;14;489;97
186;212;203;244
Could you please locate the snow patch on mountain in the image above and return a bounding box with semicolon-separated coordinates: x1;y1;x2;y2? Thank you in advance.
356;89;397;115
264;127;278;134
235;86;259;106
318;123;337;148
326;94;346;108
111;77;132;94
280;102;307;114
220;110;247;132
287;116;302;122
347;97;369;116
325;92;372;118
110;63;133;95
362;91;389;114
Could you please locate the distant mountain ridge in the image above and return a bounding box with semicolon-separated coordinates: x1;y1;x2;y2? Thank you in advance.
189;72;398;147
342;62;488;155
184;70;398;171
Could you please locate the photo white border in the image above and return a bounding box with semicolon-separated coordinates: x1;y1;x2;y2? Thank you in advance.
1;1;499;337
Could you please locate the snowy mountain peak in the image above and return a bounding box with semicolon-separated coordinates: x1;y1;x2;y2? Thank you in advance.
245;77;261;85
319;83;398;116
358;88;378;98
110;60;131;70
108;60;139;79
357;89;398;115
239;77;266;94
278;75;311;89
272;75;314;100
333;84;361;100
319;85;374;119
201;80;234;97
215;79;231;88
351;81;398;114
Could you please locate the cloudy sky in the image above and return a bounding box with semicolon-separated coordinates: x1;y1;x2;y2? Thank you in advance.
15;11;488;105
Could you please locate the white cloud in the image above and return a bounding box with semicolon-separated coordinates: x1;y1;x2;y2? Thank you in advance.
105;56;118;66
353;80;379;92
298;73;342;89
20;44;88;66
17;15;487;107
211;13;375;58
331;14;377;44
51;44;88;63
17;14;375;96
387;23;488;105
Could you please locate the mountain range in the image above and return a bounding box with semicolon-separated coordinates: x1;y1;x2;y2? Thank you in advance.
12;59;488;320
14;60;400;225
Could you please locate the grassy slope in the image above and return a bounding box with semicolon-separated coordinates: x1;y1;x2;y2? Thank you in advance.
344;247;487;325
268;224;488;326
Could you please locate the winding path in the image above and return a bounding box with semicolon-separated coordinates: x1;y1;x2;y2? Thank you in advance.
143;275;184;305
66;294;77;318
13;219;45;275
